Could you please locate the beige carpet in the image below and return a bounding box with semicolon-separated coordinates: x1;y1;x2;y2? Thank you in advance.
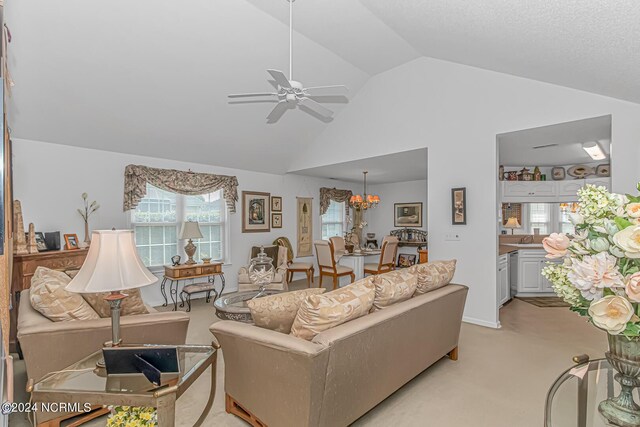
10;279;607;426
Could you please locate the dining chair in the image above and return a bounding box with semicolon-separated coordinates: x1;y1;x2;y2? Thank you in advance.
364;236;399;276
329;236;347;258
314;240;355;290
274;236;315;287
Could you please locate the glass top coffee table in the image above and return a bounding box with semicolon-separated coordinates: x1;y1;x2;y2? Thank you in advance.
545;356;640;427
29;344;216;427
214;290;282;322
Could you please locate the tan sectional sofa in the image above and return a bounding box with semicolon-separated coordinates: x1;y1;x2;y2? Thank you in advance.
210;282;468;427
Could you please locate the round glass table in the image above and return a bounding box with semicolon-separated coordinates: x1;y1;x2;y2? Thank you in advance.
214;290;282;322
545;357;640;426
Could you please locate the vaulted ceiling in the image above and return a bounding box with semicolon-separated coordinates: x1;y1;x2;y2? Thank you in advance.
5;0;639;174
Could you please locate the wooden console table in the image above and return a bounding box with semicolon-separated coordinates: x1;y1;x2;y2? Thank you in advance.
10;248;89;352
162;263;225;311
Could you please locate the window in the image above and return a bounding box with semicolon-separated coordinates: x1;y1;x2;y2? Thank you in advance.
321;201;345;240
131;184;226;268
527;203;552;234
559;202;579;234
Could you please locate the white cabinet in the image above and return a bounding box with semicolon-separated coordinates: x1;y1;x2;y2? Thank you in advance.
501;178;610;203
515;249;557;295
498;254;510;306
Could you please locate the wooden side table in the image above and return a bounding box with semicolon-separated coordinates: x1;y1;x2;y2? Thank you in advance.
162;263;225;311
418;249;429;264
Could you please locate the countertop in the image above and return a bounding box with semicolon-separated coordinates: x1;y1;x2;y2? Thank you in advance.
498;244;545;255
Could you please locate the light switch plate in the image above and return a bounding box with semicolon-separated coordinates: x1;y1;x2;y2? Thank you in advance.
445;233;461;241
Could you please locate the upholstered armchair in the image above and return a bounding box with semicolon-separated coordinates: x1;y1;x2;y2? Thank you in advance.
238;245;289;292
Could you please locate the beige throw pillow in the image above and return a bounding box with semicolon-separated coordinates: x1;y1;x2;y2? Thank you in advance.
82;288;149;318
371;269;418;310
290;278;375;341
410;260;457;295
29;267;100;322
247;288;326;333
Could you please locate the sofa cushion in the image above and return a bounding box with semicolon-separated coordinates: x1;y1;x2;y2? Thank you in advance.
247;288;326;333
410;260;457;295
29;267;100;322
371;269;418;310
290;277;375;340
82;288;149;318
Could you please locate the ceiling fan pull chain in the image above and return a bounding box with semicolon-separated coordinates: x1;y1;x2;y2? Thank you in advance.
289;0;293;81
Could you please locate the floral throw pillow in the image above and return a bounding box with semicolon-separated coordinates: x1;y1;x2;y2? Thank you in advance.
246;288;326;333
371;269;418;310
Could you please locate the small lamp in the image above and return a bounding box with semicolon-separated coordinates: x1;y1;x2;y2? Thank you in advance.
180;221;203;265
66;230;157;348
504;217;521;235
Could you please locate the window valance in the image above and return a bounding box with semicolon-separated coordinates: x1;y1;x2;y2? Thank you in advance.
123;165;239;213
320;187;353;216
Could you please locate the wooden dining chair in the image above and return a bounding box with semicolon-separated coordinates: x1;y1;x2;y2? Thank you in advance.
329;236;347;257
274;236;315;287
364;236;399;276
314;240;355;290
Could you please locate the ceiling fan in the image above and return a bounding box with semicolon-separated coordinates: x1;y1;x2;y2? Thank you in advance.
228;0;348;123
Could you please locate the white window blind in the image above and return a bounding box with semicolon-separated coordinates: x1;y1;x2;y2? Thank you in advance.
131;184;226;267
321;200;345;240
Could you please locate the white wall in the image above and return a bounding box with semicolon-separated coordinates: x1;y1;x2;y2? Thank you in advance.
289;57;640;328
12;139;359;306
365;179;427;258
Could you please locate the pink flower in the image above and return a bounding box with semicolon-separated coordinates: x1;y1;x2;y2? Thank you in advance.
568;252;625;300
543;233;570;259
626;272;640;302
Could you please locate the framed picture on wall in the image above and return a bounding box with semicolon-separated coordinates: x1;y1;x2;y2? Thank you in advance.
271;196;282;212
451;187;467;225
242;191;271;233
394;202;423;228
271;212;282;228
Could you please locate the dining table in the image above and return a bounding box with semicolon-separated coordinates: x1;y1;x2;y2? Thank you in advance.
337;249;382;281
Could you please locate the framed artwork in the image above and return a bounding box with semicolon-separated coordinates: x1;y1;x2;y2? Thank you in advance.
271;212;282;228
397;253;417;268
64;233;80;250
296;197;313;257
271;196;282;212
451;187;467;225
394;202;423;228
242;191;271;233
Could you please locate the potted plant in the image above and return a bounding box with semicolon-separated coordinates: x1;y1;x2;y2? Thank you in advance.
78;192;99;246
542;183;640;426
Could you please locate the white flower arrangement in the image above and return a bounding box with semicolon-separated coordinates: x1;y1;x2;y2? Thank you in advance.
541;183;640;338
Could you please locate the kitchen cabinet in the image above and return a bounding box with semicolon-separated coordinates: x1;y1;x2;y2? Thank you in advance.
514;249;558;296
501;178;610;203
498;254;510;306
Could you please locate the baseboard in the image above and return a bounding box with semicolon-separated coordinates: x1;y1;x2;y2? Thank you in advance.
462;316;501;329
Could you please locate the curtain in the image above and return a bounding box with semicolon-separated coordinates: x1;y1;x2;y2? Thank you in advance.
123;165;239;213
319;187;353;216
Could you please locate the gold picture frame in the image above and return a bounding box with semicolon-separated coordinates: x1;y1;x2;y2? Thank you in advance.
242;191;271;233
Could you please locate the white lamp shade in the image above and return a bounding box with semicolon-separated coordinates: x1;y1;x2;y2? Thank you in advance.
179;221;203;240
504;217;521;229
66;230;157;293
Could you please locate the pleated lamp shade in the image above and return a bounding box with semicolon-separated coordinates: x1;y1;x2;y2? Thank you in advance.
66;230;157;293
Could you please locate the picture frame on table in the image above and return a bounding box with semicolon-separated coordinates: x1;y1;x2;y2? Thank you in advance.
394;202;423;228
242;191;271;233
64;233;80;250
271;196;282;212
397;254;417;268
271;212;282;228
451;187;467;225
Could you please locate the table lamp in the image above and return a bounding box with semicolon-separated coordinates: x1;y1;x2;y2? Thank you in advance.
180;221;203;265
66;230;157;348
504;217;521;235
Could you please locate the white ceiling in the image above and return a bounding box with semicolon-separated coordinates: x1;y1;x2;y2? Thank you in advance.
291;148;427;184
498;115;611;166
5;1;640;175
360;0;640;103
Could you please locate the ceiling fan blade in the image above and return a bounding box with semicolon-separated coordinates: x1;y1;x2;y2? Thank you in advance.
267;69;292;89
266;101;289;123
298;97;334;118
303;85;349;96
228;93;278;98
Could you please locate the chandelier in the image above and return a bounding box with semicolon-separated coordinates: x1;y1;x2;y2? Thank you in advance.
349;171;380;210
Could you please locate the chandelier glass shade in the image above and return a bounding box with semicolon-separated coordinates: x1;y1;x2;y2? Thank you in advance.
349;171;380;211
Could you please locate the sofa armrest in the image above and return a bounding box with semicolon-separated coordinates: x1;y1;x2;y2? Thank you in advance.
210;321;329;426
18;293;190;382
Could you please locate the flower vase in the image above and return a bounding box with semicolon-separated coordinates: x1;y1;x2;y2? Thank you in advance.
599;333;640;427
83;221;91;246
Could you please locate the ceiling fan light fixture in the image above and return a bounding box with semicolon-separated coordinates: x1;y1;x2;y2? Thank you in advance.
582;141;606;160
